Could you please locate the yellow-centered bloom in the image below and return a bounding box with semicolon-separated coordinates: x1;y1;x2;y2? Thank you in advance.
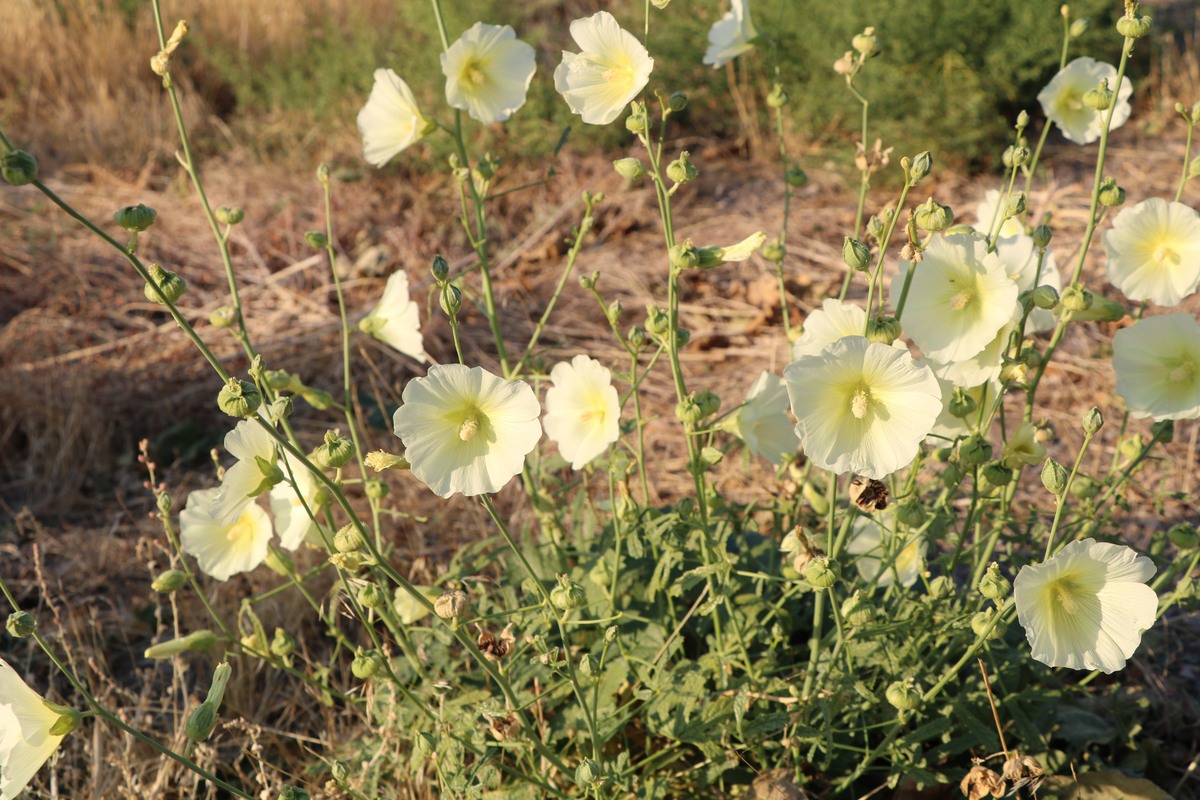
1037;57;1132;145
0;659;74;799
1112;312;1200;420
1103;198;1200;307
554;11;654;125
180;487;274;581
360;270;427;362
543;355;620;470
442;22;536;124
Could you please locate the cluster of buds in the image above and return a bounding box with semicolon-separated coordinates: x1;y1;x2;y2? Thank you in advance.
834;27;880;81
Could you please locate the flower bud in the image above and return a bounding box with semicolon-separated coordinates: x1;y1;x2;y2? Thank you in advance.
270;627;295;658
675;395;704;426
668;91;688;112
1069;17;1090;38
1004;192;1027;218
613;157;646;181
1097;177;1125;207
333;524;366;554
144;629;219;658
866;214;886;241
978;562;1011;600
786;167;808;188
959;434;993;466
330;761;350;786
840;591;877;626
186;702;218;743
440;284;463;317
605;625;618;643
1070;473;1100;500
215;206;244;225
217;378;262;418
575;758;602;787
144;263;188;305
434;589;470;620
1059;285;1093;312
941;462;965;489
1083;79;1114;111
114;203;158;232
1082;406;1103;435
305;231;328;249
866;315;901;345
1031;285;1059;310
1016;110;1030;131
767;83;789;108
895;499;927;528
981;461;1015;488
1067;294;1126;322
6;610;36;638
550;575;586;611
1152;418;1175;443
357;583;386;609
761;240;786;263
351;649;383;679
666;151;698;184
928;575;953;600
1116;13;1152;38
851;27;879;58
1041;457;1068;495
842;237;872;272
644;305;670;337
886;680;921;711
311;430;354;470
578;652;597;679
1032;225;1052;249
908;151;933;185
209;305;237;328
152;569;187;593
1;150;38;185
913;198;954;232
264;548;294;576
1169;524;1200;550
971;608;1006;640
364;478;389;499
278;787;310;800
625;102;649;134
804;555;839;588
948;388;977;419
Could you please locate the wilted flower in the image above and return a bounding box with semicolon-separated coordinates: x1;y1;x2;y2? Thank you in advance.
543;355;621;470
214;417;279;524
1102;198;1200;306
180;487;274;581
1000;421;1047;469
1037;57;1132;145
703;0;759;69
783;336;942;479
973;189;1024;240
360;270;427;362
268;453;322;551
845;511;926;588
1112;313;1200;420
442;23;537;124
357;69;429;167
554;11;653;125
890;232;1018;364
0;659;74;798
393;364;542;497
726;371;798;465
1014;538;1157;673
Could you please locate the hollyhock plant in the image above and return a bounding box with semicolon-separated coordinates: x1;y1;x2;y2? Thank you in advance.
543;354;621;470
703;0;759;69
1103;197;1200;307
726;371;798;465
1014;539;1157;673
554;10;653;125
845;511;926;588
1037;57;1132;145
180;487;275;581
393;364;542;497
783;336;942;479
1112;312;1200;420
0;659;76;799
357;69;430;167
890;232;1018;364
360;270;427;362
442;22;537;124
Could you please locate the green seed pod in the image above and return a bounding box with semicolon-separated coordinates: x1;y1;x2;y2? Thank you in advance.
114;203;158;232
217;378;262;418
1;150;38;186
805;556;840;589
1032;285;1059;310
310;430;354;470
209;305;237;328
1081;407;1103;435
625;102;649;134
186;702;217;743
675;395;704;426
840;591;877;626
665;151;697;184
959;435;993;466
439;283;462;316
1059;285;1093;312
215;206;244;225
971;608;1006;640
305;231;328;249
978;562;1011;600
331;761;350;785
278;787;311;800
1097;177;1125;207
333;524;366;554
143;263;188;305
434;589;470;620
358;583;386;609
885;680;921;711
785;167;808;188
927;575;953;600
1083;80;1114;111
1040;458;1068;495
1169;524;1200;550
6;611;36;638
981;461;1015;488
351;650;383;679
669;241;701;271
948;388;977;419
866;315;901;346
613;157;646;180
1116;13;1152;38
842;237;872;272
761;240;786;263
364;479;389;500
151;569;187;594
695;389;720;418
1032;225;1052;249
913;198;954;232
550;575;586;611
575;758;602;787
908;151;933;185
895;499;927;528
1004;191;1027;218
431;254;450;282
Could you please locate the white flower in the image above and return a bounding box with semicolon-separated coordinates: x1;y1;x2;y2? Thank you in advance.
973;189;1024;240
1000;421;1046;470
727;371;798;465
180;488;274;581
703;0;759;69
357;68;428;167
213;418;278;524
0;659;71;799
890;232;1018;364
1103;198;1200;307
930;306;1020;388
1037;57;1132;145
442;22;536;124
361;270;427;362
792;299;906;360
1112;312;1200;420
994;233;1062;333
554;11;653;126
846;512;926;588
393;364;542;497
269;453;322;551
543;355;621;470
1014;539;1157;673
927;375;1001;442
783;336;942;479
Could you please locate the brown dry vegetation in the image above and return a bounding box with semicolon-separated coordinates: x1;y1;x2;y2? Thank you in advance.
4;2;1200;799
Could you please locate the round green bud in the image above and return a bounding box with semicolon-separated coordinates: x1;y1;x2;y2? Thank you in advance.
304;231;328;249
613;157;646;180
270;627;296;658
981;461;1015;488
941;462;965;489
666;151;697;184
695;389;720;418
913;198;954;233
1169;524;1200;550
151;569;187;593
1082;407;1103;435
761;241;786;263
1083;80;1114;111
333;524;366;554
978;562;1011;600
215;206;245;225
767;84;790;108
550;575;586;611
1016;110;1030;131
278;787;311;800
1032;284;1059;310
431;254;450;282
1;150;38;186
625;108;649;135
1068;17;1091;38
1004;191;1027;218
971;608;1006;640
669;240;701;271
1116;14;1152;39
675;395;704;426
331;761;351;785
1032;225;1052;249
895;499;927;528
851;27;879;58
842;236;872;272
6;610;36;638
217;378;262;418
908;151;933;185
805;556;840;588
948;388;977;419
866;214;886;241
1009;147;1031;168
351;650;383;679
786;167;808;188
885;680;921;711
605;625;618;643
358;583;386;609
144;263;187;305
1060;285;1093;312
840;591;877;626
866;315;901;346
959;434;993;466
209;305;237;328
575;758;602;787
668;91;688;112
114;203;158;232
1097;177;1125;207
440;283;462;316
1069;473;1100;500
644;305;670;337
927;575;954;600
364;479;389;500
311;430;355;470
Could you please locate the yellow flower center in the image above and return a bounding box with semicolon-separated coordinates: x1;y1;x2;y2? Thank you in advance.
226;512;254;543
850;386;871;420
459;412;481;442
601;56;635;87
1169;360;1197;383
580;408;607;425
1152;243;1181;266
948;290;974;311
1052;578;1084;616
461;58;488;87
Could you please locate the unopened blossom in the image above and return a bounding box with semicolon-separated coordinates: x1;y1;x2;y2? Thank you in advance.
1014;539;1157;673
1112;312;1200;420
0;659;74;799
1103;198;1200;307
543;355;621;470
357;69;429;167
783;336;942;479
443;22;536;124
180;487;274;581
213;417;278;524
554;11;653;125
360;270;427;362
890;232;1018;364
727;371;798;465
703;0;759;69
393;364;542;497
846;511;926;588
1037;57;1132;145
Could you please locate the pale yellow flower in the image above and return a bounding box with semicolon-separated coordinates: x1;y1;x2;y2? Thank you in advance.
846;511;926;588
442;22;536;124
973;189;1024;240
0;659;73;799
213;417;278;524
1112;312;1200;420
1014;539;1156;673
1103;198;1200;307
357;68;428;167
703;0;759;69
393;364;542;497
1001;421;1046;469
360;270;427;362
268;452;323;551
1037;57;1132;145
543;355;621;470
994;233;1062;333
180;488;274;581
554;11;653;125
727;371;798;465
